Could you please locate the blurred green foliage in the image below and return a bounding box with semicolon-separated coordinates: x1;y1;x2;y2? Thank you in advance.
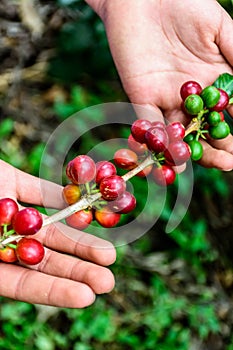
1;0;233;349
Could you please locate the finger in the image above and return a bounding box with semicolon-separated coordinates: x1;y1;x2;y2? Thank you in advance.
0;263;96;308
31;248;115;295
15;167;66;209
199;138;233;171
0;160;66;209
36;222;117;267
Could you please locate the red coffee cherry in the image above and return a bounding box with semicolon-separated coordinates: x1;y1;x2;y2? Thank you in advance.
128;134;148;155
65;209;93;230
0;198;18;226
66;155;96;185
0;246;18;263
164;140;191;166
210;89;229;112
63;184;82;205
16;238;45;265
99;175;126;201
152;165;176;186
144;127;169;153
131;119;152;143
180;80;202;100
108;191;136;214
95;161;117;185
12;207;43;236
114;148;138;170
166;122;185;142
95;207;121;228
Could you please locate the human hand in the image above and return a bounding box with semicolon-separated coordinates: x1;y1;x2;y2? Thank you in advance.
88;0;233;170
0;160;116;308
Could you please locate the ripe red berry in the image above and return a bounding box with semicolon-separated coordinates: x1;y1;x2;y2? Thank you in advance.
113;148;138;170
95;161;117;185
180;81;202;100
63;184;82;205
66;155;96;185
131;119;152;143
128;134;148;155
99;175;126;201
144;127;169;153
166;122;185;142
164;140;191;166
108;191;136;214
16;238;45;265
0;246;18;263
0;198;18;226
12;207;43;236
210;89;229;112
95;207;121;228
65;209;93;230
152;165;176;186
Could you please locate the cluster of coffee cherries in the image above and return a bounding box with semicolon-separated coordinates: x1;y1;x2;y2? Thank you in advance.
181;81;230;161
0;198;44;264
63;155;137;230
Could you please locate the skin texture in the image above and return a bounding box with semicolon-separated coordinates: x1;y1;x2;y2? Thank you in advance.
0;160;116;308
86;0;233;170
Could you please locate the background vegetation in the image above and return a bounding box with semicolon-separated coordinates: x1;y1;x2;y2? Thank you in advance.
0;1;233;349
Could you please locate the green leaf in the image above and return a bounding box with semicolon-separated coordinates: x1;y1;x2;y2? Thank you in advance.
213;72;233;97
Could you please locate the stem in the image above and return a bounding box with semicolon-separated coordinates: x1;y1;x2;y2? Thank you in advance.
1;235;23;246
184;118;202;137
122;155;154;181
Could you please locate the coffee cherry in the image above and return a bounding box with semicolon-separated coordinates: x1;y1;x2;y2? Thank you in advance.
180;81;202;100
184;94;204;115
16;238;44;265
131;119;152;143
209;121;230;139
95;207;121;228
114;148;138;170
152;165;176;186
0;198;18;226
95;161;117;185
99;175;126;201
164;140;191;166
188;140;203;161
210;89;229;112
145;127;169;153
12;207;43;236
200;86;220;108
183;133;195;143
166;122;185;142
65;209;93;230
66;155;96;185
63;184;82;205
0;246;18;263
108;191;136;214
128;134;148;155
206;111;222;126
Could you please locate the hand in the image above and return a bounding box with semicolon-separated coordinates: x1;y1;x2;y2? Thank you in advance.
0;160;116;308
89;0;233;170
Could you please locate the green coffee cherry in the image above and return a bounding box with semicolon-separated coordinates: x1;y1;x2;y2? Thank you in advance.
200;86;220;108
206;111;221;126
209;121;230;139
188;140;203;161
184;94;204;115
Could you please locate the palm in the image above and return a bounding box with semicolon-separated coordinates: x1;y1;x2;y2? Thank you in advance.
103;0;233;169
